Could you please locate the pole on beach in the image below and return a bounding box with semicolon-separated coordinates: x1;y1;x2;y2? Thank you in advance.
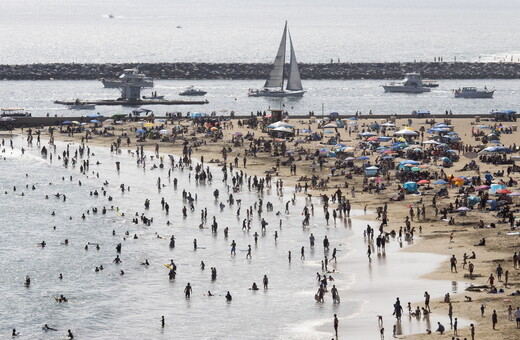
322;103;324;119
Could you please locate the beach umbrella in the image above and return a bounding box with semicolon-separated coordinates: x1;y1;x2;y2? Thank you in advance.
367;137;378;141
411;167;421;172
61;121;72;124
418;164;431;169
210;127;219;131
323;130;334;134
359;132;377;137
451;177;465;186
476;185;490;191
399;160;420;165
377;136;393;142
144;123;154;127
344;157;356;161
433;180;448;185
90;119;100;124
456;206;471;212
87;113;103;118
382;156;394;160
159;129;170;134
422;140;440;145
268;121;293;128
322;122;338;128
358;156;370;160
508;192;520;196
136;129;146;133
233;132;243;136
274;138;286;143
497;189;512;194
395;129;418;136
71;121;80;125
301;129;312;133
417;179;430;185
381;122;396;127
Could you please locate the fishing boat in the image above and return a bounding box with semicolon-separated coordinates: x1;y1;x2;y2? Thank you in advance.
179;86;207;96
382;73;431;93
248;22;305;97
101;69;154;88
454;87;494;98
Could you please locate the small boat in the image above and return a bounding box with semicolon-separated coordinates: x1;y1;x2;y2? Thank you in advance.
382;73;431;93
142;92;165;100
1;108;31;117
68;103;96;110
454;87;494;98
248;22;305;97
179;86;207;96
422;80;439;88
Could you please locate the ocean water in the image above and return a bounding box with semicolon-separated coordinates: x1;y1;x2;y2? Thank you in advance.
0;0;520;64
0;79;518;118
0;135;464;339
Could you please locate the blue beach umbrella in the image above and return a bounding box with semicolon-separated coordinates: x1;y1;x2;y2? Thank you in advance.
433;180;448;185
136;128;146;134
90;119;100;124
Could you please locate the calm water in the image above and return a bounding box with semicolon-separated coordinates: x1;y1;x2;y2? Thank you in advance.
1;0;520;64
0;135;463;339
0;79;518;117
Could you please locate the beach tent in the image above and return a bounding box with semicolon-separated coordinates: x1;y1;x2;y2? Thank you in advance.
490;183;506;194
365;166;379;177
403;182;418;193
268;121;293;128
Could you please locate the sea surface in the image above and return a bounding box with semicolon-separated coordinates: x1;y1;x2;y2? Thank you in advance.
1;0;520;64
0;135;464;339
0;79;518;118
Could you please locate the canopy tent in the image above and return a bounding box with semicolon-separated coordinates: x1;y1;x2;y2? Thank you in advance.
394;129;419;136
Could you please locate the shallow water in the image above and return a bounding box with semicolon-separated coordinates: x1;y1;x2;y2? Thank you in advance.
0;134;471;339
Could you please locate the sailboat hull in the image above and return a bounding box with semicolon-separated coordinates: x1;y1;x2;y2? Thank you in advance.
248;89;306;97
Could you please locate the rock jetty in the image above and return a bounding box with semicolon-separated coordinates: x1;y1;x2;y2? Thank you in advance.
1;62;520;80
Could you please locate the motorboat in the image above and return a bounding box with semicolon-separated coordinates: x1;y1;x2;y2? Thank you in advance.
179;86;207;96
382;73;431;93
1;108;31;117
248;22;306;97
454;87;494;98
101;69;154;88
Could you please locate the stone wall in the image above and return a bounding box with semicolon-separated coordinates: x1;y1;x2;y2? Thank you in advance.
1;62;520;80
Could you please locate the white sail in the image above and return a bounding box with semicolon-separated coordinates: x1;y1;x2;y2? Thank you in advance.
286;32;303;91
264;22;287;88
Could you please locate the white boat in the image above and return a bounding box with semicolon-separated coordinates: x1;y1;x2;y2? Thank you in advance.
179;86;207;96
454;87;494;98
248;22;305;97
382;73;431;93
101;69;154;88
68;103;96;110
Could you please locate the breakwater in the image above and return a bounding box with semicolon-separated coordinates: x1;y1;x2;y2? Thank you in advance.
1;62;520;81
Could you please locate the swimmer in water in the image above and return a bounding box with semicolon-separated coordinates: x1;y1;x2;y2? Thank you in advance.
43;324;58;331
225;291;232;301
25;275;30;286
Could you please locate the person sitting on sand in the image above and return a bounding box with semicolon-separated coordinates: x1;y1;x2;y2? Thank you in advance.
251;282;259;291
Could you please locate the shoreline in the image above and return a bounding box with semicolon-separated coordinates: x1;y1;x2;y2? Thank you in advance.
12;113;520;339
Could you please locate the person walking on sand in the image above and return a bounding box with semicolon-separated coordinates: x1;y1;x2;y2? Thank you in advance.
470;323;475;340
515;307;520;328
453;317;458;336
450;255;457;273
468;261;474;278
492;310;498;330
367;246;372;262
333;314;339;338
424;291;431;312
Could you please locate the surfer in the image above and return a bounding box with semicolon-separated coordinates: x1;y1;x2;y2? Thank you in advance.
263;275;269;289
25;275;30;286
113;255;122;264
12;329;19;336
225;291;232;301
246;245;252;259
43;324;58;331
230;240;236;255
67;329;74;339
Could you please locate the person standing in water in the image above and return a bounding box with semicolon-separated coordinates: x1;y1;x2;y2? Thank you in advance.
184;283;192;298
333;314;339;338
263;275;269;289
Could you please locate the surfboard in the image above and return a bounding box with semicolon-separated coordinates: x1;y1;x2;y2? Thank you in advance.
196;247;206;249
164;264;173;270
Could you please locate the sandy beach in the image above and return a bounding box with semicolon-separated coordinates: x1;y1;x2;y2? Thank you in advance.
7;112;520;339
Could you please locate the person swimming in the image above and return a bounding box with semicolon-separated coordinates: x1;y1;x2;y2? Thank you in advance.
225;291;232;301
42;324;58;331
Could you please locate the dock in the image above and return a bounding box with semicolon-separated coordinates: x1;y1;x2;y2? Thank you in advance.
54;99;209;106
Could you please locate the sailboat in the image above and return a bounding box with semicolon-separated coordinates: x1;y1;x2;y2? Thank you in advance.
248;22;305;97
